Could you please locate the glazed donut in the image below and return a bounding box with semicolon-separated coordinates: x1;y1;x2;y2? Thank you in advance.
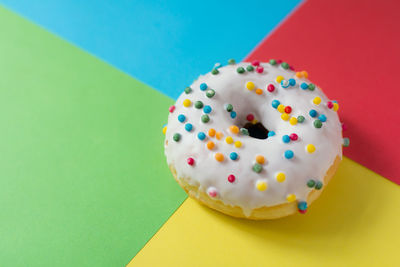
163;59;346;220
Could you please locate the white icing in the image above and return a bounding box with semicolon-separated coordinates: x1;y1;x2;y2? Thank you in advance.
164;62;342;214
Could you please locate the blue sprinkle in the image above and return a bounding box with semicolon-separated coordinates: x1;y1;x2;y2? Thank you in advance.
203;105;212;114
343;137;350;147
271;100;280;109
332;100;338;103
289;78;296;86
300;83;309;90
281;80;290;88
185;123;193;132
282;135;291;143
230;152;238;160
318;114;327;122
298;201;307;210
197;132;206;140
230;111;237;118
178;114;186;123
284;150;294;159
309;109;318;118
200;83;208;91
267;131;275;137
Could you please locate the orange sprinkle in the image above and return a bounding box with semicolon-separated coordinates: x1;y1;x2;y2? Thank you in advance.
216;131;224;140
295;72;302;78
256;155;265;164
215;153;224;162
255;88;263;95
301;71;308;78
208;128;216;137
207;141;215;150
229;125;239;134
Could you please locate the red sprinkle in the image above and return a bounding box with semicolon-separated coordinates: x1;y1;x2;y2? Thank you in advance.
256;66;264;73
187;157;195;166
277;59;282;64
169;105;175;113
246;114;255;121
342;123;347;131
290;133;298;141
228;175;236;183
251;60;260;66
284;106;292;114
208;190;217;198
289;65;295;71
299;209;307;214
327;101;334;109
267;84;275;92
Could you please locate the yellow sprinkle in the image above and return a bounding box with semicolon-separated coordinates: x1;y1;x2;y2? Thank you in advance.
281;113;290;121
306;144;316;153
183;99;191;107
251;119;258;124
229;125;239;134
256;180;268;191
333;103;339;111
255;88;263;95
276;172;286;182
301;71;308;78
215;153;224;162
225;136;234;144
277;104;285;113
208;128;216;137
295;72;302;78
246;81;255;90
276;75;284;83
313;96;322;105
234;141;242;148
289;117;298;125
286;194;296;202
256;155;265;164
216;131;223;140
162;126;167;134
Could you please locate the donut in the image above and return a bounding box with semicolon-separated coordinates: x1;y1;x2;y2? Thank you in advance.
163;59;347;220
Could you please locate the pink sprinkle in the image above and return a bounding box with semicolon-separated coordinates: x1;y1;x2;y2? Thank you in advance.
289;65;295;71
187;157;195;166
277;59;282;64
342;123;347;131
169;105;175;113
256;66;264;73
327;101;334;109
246;114;254;121
267;84;275;92
207;187;218;198
228;174;236;183
299;209;307;214
290;133;298;141
251;60;260;66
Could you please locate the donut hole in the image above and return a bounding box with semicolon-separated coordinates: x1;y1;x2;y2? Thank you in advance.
243;122;269;139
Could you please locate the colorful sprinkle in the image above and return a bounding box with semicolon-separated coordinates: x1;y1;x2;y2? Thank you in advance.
281;62;289;69
269;59;277;65
225;136;234;144
185;123;193;132
197;132;206;140
281;80;290;88
315;181;323;190
281;113;290;121
184;87;192;94
282;135;291;143
343;137;350;147
234;141;242;148
211;68;219;75
246;81;255;90
207;141;215;150
286;194;296;202
255;88;263;95
318;114;327;122
228;59;236;65
267;84;275;92
229;125;239;134
300;83;308;90
288;78;296;86
309;109;318;117
215;153;224;162
162;126;167;135
187;157;195;166
276;172;286;182
301;71;309;78
267;131;276;137
284;106;292;114
277;104;285;113
298;201;307;211
276;75;284;83
306;144;316;153
307;179;316;188
203;105;212;114
246;65;254;71
228;175;236;183
246;114;255;121
256;180;267;191
224;103;233;112
183;99;191;107
169;105;175;113
256;155;265;164
216;131;223;140
207;187;218;198
333;103;339;111
314;120;322;128
230;152;238;160
201;114;210;123
173;133;181;142
289;117;298;125
256;66;264;73
297;115;305;123
240;128;249;136
194;101;203;109
272;100;280;109
178;114;186;123
313;97;322;105
252;163;263;173
237;67;245;73
284;150;294;159
200;83;208;91
230;111;237;118
208;128;216;137
206;89;215;98
308;83;315;91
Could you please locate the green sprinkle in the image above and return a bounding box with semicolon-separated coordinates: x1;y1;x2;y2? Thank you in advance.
246;65;254;71
314;120;323;128
307;179;316;188
297;115;305;123
236;67;245;74
225;103;233;112
343;137;350;147
228;59;236;65
194;101;203;109
315;181;323;190
240;128;249;136
281;62;289;69
269;59;277;65
308;84;315;91
211;68;219;75
206;89;215;98
184;87;192;94
173;133;181;142
201;114;210;123
252;163;263;173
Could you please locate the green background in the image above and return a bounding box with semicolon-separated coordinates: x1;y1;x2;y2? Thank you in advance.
0;7;186;266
